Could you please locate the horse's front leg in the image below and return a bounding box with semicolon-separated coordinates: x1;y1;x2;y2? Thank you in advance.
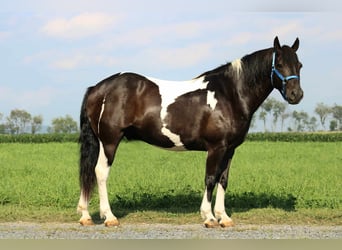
200;176;218;228
214;184;234;227
214;149;234;227
200;147;225;228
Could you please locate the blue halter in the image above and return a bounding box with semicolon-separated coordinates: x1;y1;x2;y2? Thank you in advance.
270;51;299;101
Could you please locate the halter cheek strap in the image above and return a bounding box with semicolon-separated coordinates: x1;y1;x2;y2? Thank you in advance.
270;52;299;101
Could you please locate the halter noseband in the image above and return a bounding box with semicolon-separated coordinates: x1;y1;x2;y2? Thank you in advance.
270;51;299;101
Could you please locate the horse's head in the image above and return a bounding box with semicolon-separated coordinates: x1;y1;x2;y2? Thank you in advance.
271;36;303;104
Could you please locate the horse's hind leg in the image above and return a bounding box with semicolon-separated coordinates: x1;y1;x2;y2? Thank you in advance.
95;138;121;227
78;192;94;226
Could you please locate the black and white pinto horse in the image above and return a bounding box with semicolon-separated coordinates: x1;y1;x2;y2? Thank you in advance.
77;37;303;228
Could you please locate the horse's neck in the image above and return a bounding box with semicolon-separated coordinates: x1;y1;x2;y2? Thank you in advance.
238;48;274;116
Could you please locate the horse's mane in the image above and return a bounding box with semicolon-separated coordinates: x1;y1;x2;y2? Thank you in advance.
196;48;273;87
196;63;230;78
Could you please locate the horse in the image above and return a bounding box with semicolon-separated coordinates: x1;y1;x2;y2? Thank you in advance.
77;37;303;228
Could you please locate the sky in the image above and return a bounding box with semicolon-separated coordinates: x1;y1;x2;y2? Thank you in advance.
0;0;341;128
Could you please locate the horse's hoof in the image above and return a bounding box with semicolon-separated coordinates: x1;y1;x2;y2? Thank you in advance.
219;219;234;228
204;219;219;228
79;218;94;226
104;219;120;227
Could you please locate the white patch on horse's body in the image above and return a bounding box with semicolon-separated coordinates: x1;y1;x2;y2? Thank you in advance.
147;76;208;119
231;58;243;76
146;76;208;147
161;127;184;147
206;90;217;109
97;96;106;134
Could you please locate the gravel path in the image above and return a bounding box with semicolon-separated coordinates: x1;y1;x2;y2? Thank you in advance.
0;222;341;239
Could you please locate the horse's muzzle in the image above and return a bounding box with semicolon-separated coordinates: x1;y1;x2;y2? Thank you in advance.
287;88;304;104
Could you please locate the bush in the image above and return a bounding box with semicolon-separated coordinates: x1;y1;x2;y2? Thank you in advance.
0;132;341;143
246;132;342;142
0;133;79;143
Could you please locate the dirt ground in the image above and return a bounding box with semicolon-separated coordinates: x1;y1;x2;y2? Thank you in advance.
1;222;341;239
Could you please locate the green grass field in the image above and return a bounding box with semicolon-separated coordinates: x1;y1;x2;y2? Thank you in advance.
0;141;341;225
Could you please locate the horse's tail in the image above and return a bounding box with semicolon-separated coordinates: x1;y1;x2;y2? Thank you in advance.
79;87;99;201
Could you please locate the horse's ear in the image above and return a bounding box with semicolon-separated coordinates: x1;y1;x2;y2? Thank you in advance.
291;38;300;52
273;36;281;51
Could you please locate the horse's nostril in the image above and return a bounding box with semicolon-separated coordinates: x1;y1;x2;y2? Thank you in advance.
293;89;303;99
289;89;303;104
299;90;304;100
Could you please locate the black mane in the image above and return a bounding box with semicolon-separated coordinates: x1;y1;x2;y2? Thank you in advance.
196;48;273;78
240;48;273;87
196;63;230;78
197;47;273;88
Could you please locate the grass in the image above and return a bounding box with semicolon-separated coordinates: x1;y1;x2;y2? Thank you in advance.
0;141;341;225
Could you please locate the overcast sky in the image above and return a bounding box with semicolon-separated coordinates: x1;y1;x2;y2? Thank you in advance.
1;0;341;126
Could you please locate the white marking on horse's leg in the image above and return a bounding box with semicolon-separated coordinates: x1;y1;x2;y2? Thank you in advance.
200;187;217;227
214;184;233;227
77;191;93;225
206;90;217;109
97;96;106;134
95;141;119;226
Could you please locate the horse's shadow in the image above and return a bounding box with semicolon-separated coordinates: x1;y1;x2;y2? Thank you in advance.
91;190;296;221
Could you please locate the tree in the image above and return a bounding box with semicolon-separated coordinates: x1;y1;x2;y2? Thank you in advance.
331;104;342;130
250;114;256;130
280;112;291;132
272;100;287;132
50;115;78;133
260;97;288;131
258;110;267;132
259;98;275;132
31;115;43;134
262;98;275;114
307;116;318;132
0;112;5;134
314;103;331;130
6;109;32;134
292;110;309;132
330;120;338;131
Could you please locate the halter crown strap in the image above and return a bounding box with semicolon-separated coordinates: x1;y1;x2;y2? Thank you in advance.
271;52;299;101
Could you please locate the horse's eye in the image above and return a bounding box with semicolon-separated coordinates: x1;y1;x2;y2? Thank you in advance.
276;63;283;68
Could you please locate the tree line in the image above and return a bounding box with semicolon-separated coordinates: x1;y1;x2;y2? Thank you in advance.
252;98;342;132
0;101;341;135
0;109;78;134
